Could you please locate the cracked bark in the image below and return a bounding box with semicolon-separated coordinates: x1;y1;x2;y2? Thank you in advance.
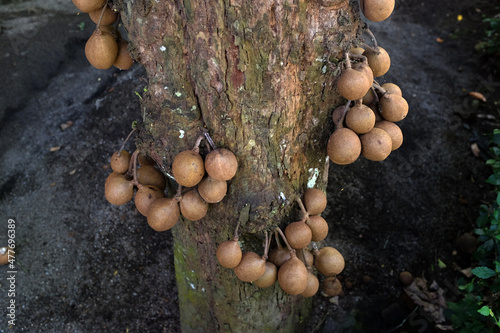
117;0;360;331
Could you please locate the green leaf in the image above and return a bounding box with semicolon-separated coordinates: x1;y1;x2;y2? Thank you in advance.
438;259;447;268
472;266;496;279
478;305;491;316
497;192;500;206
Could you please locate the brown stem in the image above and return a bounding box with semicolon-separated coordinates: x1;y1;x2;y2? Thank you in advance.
203;131;217;150
275;227;296;255
192;135;205;154
174;184;183;202
372;82;388;96
96;4;108;30
234;220;241;241
131;150;142;187
296;197;309;222
300;248;312;269
127;149;139;177
348;52;368;64
334;101;351;130
262;231;270;260
343;51;352;69
364;27;379;50
118;128;137;155
274;230;283;249
361;42;378;54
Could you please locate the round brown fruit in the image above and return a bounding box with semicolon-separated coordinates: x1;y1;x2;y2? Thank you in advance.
110;150;131;174
179;189;208;221
0;247;12;266
268;247;292;267
72;0;105;13
353;62;374;87
364;47;391;77
399;271;414;286
99;25;121;39
374;121;403;151
147;198;180;231
337;68;371;101
137;165;167;191
278;255;309;295
204;148;238;181
332;105;348;127
171;150;205;187
104;172;134;205
306;215;329;242
379;93;409;122
314;247;345;276
114;40;134;70
345;104;376;134
322;277;343;296
134;185;165;217
254;262;278;288
85;29;118;70
89;5;117;25
303;188;327;215
138;153;156;166
197;176;227;203
360;128;392;161
301;273;320;297
327;128;362;165
362;88;376;105
349;46;365;55
360;0;395;22
284;221;312;249
381;83;402;96
216;240;242;268
296;248;314;268
233;252;266;282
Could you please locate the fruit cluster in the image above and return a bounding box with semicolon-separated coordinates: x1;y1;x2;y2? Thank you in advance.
217;189;345;298
72;0;133;70
328;0;407;165
104;131;238;232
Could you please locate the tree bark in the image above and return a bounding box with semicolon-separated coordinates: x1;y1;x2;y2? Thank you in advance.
117;0;361;331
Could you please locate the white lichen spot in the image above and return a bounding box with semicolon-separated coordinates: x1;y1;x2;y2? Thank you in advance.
248;139;256;147
279;192;286;201
190;283;196;290
322;65;327;74
159;45;166;52
201;288;205;292
164;86;168;90
179;130;185;138
280;61;284;66
191;105;197;110
175;91;182;97
307;168;319;188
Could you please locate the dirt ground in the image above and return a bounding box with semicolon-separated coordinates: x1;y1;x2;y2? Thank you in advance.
1;0;499;332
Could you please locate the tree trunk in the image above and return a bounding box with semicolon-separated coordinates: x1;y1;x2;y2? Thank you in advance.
117;0;360;331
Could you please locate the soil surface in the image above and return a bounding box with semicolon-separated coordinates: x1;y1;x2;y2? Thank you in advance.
1;0;499;332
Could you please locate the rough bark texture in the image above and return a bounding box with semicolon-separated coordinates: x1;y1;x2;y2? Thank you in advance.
118;0;361;331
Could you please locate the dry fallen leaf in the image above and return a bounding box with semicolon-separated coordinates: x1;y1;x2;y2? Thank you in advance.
50;146;61;152
436;37;444;43
468;91;487;102
404;277;447;324
69;169;77;175
471;143;481;157
460;267;473;278
60;120;74;131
